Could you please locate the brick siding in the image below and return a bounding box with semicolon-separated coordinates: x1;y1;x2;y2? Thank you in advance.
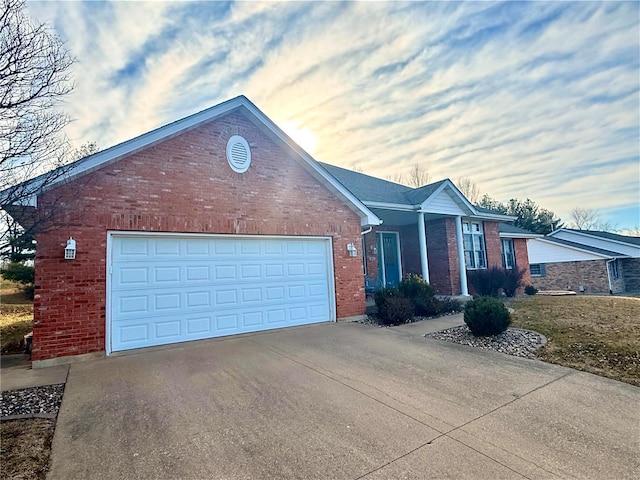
425;218;460;295
530;260;610;294
32;112;365;361
620;258;640;293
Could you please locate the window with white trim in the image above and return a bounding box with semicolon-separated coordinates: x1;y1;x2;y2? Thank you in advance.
463;221;486;269
530;264;545;277
501;239;515;269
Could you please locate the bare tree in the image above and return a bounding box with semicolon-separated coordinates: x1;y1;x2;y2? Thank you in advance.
407;163;430;187
569;208;599;230
387;163;431;187
455;176;480;204
0;0;75;256
568;207;617;231
351;163;363;173
71;141;99;161
0;0;75;198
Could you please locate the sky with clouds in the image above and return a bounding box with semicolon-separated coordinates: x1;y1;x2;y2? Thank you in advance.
27;1;640;229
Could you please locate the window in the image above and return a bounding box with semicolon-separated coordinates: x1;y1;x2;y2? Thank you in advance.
501;239;515;269
463;221;486;269
530;264;546;277
608;260;620;279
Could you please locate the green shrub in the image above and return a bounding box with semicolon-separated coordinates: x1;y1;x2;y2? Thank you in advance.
438;297;463;314
398;274;440;316
399;273;434;299
463;296;511;336
1;262;35;285
378;296;414;325
524;285;538;296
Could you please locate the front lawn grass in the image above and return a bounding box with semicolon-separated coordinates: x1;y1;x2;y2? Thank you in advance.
508;295;640;386
1;279;33;353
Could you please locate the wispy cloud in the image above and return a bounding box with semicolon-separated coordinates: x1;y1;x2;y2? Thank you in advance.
27;1;640;228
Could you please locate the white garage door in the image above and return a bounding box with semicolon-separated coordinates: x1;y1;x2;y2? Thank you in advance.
108;234;334;353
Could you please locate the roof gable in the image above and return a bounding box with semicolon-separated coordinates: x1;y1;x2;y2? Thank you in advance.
418;181;474;215
3;96;380;228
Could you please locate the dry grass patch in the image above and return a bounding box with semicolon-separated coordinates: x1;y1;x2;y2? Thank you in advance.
1;279;33;353
0;419;55;480
509;295;640;386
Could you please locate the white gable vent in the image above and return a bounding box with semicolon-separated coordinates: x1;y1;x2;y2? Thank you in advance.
226;135;251;173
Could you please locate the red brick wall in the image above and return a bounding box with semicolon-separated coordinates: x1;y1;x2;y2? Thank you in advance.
530;260;610;294
425;218;460;295
483;222;502;269
32;111;365;361
513;238;532;287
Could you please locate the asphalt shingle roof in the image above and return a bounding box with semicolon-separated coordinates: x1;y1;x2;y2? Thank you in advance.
320;163;415;204
498;223;538;235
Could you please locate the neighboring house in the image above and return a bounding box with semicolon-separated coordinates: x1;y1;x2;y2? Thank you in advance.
1;95;536;365
527;229;640;294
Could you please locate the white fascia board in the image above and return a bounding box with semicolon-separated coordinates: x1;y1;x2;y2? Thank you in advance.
364;201;418;212
549;228;638;249
469;213;518;222
535;238;614;259
419;180;476;214
499;232;543;239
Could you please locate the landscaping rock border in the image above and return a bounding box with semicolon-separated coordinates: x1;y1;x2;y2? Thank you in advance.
424;326;547;359
0;384;64;419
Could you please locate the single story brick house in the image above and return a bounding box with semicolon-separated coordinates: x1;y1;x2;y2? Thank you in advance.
1;96;535;366
527;229;640;294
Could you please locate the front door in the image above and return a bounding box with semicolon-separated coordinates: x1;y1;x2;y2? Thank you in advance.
377;232;401;287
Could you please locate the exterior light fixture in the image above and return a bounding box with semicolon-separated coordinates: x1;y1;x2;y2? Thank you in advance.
65;237;76;260
347;243;358;257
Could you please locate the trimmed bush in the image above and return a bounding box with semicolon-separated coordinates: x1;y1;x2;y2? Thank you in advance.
438;297;464;314
398;274;441;316
398;273;434;299
524;285;538;296
378;297;414;325
463;296;511;336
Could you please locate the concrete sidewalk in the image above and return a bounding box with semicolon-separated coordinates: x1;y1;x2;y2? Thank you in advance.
1;354;68;391
47;321;639;479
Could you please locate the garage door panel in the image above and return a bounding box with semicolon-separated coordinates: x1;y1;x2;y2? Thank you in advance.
110;235;334;352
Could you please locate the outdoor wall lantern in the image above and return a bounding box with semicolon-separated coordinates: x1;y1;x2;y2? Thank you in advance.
370;244;377;255
64;237;76;260
347;243;358;257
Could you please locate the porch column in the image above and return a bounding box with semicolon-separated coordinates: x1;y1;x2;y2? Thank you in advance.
417;212;430;282
455;216;469;296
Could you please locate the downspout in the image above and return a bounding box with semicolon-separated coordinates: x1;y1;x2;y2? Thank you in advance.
606;259;614;295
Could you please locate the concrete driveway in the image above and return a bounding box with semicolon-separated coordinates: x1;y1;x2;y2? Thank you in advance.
49;321;639;479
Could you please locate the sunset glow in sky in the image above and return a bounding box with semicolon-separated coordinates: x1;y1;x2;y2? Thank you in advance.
28;1;640;229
